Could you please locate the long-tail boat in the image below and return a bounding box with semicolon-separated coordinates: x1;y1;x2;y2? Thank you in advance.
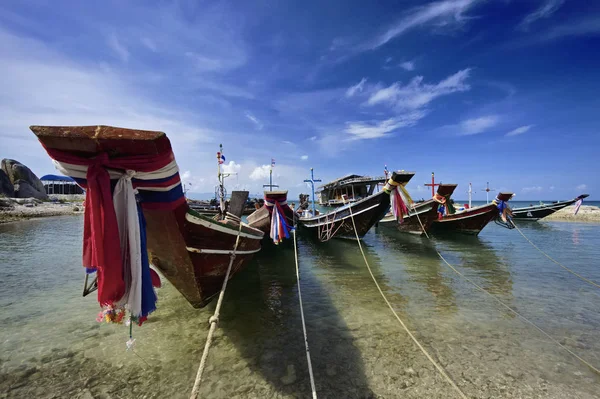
297;171;406;241
430;192;515;235
30;125;264;313
511;194;589;220
378;178;458;235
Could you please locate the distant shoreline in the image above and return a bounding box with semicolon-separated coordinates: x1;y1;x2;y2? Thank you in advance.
0;197;84;225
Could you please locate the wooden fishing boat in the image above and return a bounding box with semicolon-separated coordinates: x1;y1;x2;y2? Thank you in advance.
297;171;407;241
430;192;515;235
378;182;458;235
247;190;295;245
511;194;589;220
30;125;264;309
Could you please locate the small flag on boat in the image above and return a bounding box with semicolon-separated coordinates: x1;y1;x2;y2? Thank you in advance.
574;198;583;215
271;158;275;167
217;151;226;164
384;164;388;177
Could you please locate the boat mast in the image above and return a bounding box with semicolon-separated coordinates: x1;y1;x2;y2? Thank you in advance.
424;172;440;197
468;182;472;208
482;182;495;204
303;168;322;215
217;144;225;213
263;159;279;191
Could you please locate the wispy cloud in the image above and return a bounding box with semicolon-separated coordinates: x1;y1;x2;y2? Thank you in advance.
308;136;317;141
107;33;129;62
576;184;587;191
459;115;499;135
346;77;367;97
400;61;415;71
522;186;543;193
344;112;424;140
244;111;264;130
366;68;471;110
368;0;480;50
141;37;157;52
518;0;565;30
506;124;533;137
301;155;309;160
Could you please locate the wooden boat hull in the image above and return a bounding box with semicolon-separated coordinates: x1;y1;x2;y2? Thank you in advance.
30;125;265;308
511;194;589;220
430;203;499;235
298;190;390;241
378;200;439;235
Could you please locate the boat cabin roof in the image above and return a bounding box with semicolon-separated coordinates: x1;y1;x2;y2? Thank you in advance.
318;174;387;190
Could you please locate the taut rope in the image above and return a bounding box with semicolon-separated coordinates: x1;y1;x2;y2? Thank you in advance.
412;212;600;376
292;228;318;398
189;221;244;399
512;222;600;289
345;201;468;399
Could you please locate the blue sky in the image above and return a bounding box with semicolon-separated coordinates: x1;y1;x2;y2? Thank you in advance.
0;0;598;200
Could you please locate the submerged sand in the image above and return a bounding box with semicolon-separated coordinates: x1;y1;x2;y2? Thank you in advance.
542;205;600;223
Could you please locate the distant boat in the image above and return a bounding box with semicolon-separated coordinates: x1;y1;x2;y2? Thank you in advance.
30;125;264;309
430;192;515;235
511;194;589;220
378;180;458;235
317;174;387;206
297;171;406;241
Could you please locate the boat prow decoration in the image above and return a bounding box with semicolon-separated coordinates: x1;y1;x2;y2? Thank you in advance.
30;125;264;315
247;190;295;245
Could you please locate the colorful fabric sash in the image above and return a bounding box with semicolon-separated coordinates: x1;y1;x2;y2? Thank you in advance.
265;199;291;244
40;145;180;320
433;192;455;219
493;196;512;223
383;179;413;223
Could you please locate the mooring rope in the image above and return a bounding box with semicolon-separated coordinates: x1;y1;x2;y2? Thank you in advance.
412;213;600;376
292;228;318;399
346;203;468;399
512;222;600;289
190;221;244;399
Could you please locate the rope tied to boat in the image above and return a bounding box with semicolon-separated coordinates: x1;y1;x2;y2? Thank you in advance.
512;222;600;290
189;221;244;399
343;198;468;399
292;227;318;399
411;211;600;376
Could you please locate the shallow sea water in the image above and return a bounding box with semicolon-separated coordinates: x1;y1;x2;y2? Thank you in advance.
1;215;600;398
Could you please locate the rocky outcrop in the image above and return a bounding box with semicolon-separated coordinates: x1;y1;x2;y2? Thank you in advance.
1;159;48;200
0;169;13;197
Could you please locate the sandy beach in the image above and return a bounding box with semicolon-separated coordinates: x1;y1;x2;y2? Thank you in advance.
542;205;600;223
0;196;84;224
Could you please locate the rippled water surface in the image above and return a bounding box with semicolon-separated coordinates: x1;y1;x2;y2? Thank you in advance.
1;215;600;398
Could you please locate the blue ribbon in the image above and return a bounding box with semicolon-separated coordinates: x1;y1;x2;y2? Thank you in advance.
137;203;157;318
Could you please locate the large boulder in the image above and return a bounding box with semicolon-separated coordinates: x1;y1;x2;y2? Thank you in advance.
13;180;48;200
1;159;47;200
0;169;13;197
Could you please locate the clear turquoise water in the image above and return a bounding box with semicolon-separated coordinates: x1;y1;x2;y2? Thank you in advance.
1;215;600;398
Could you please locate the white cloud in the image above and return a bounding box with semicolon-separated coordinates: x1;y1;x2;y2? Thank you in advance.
345;112;424;140
519;0;565;30
346;77;367;97
367;69;471;110
522;186;543;193
222;161;242;175
244;111;264;130
506;124;533;137
249;165;272;181
459;115;499;135
549;186;555;191
369;0;480;49
400;61;415;71
301;155;309;160
107;33;130;62
576;184;587;191
308;136;317;141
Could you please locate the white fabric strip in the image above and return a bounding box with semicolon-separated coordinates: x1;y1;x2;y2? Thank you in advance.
113;170;143;317
52;159;179;181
